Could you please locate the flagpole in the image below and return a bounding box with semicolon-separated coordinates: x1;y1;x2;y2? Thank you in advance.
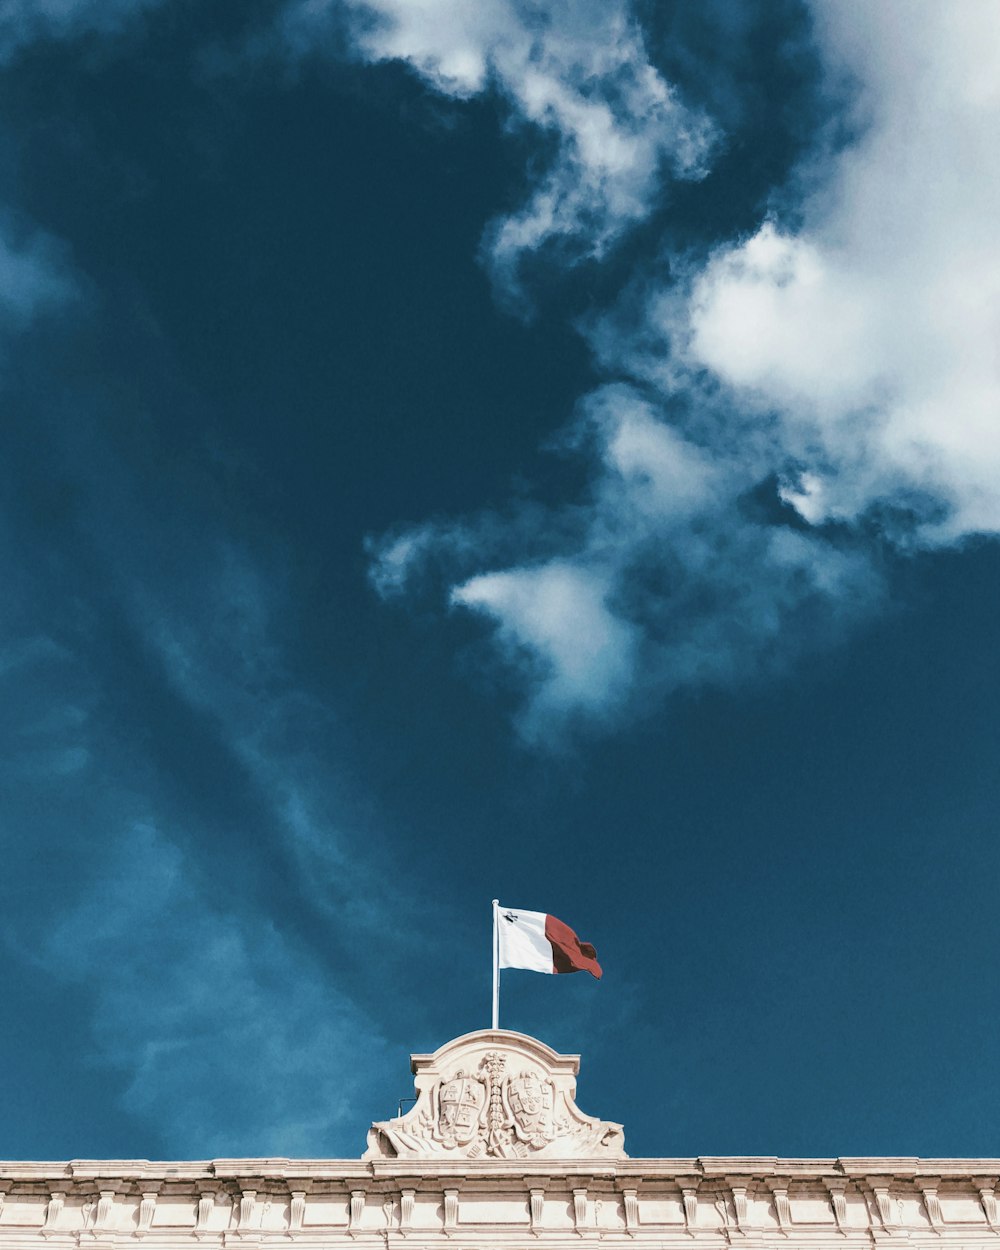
491;898;500;1030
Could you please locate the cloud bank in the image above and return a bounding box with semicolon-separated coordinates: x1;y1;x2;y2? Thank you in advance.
366;0;1000;741
685;1;1000;541
280;0;714;294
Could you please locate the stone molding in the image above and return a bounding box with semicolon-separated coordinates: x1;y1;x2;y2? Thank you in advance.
3;1160;1000;1247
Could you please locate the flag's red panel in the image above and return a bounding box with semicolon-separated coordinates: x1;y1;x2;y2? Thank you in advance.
545;913;603;979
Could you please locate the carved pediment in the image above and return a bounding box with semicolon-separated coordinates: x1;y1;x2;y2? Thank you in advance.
363;1029;626;1160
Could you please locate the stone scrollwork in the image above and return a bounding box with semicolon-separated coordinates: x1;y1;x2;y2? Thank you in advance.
364;1030;626;1160
529;1188;546;1235
766;1182;790;1232
442;1189;458;1235
621;1189;639;1236
238;1191;257;1233
824;1179;849;1234
95;1191;117;1233
288;1193;306;1234
681;1184;700;1232
136;1192;158;1239
195;1193;214;1239
348;1190;365;1237
42;1192;65;1239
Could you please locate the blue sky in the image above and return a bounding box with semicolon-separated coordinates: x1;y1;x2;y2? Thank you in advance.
3;0;1000;1162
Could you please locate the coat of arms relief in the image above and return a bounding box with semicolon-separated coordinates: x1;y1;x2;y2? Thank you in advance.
364;1030;626;1160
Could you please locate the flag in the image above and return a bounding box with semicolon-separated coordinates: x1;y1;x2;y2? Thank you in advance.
497;906;603;979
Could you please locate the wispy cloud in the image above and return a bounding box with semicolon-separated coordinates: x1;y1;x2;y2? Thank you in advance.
0;0;164;63
366;0;1000;743
452;560;639;740
0;509;432;1153
372;383;878;741
0;220;74;323
39;820;389;1156
125;537;435;937
0;404;451;1150
278;0;714;297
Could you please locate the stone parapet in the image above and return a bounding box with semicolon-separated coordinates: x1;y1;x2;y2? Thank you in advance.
1;1158;1000;1248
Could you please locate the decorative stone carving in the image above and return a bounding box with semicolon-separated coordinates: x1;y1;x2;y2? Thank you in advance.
915;1180;942;1229
288;1193;306;1233
765;1181;790;1232
348;1191;365;1237
726;1180;749;1232
8;1157;1000;1250
43;1192;65;1238
825;1179;849;1233
136;1192;157;1239
238;1191;257;1233
442;1190;458;1235
399;1190;415;1236
573;1188;589;1234
869;1182;895;1229
364;1030;625;1160
195;1192;215;1238
95;1191;117;1232
680;1184;700;1232
530;1188;546;1235
621;1188;639;1236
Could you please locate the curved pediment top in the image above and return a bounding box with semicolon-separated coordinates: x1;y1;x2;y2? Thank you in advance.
410;1029;581;1078
364;1030;625;1162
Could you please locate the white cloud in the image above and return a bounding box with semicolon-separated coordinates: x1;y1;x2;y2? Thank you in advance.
281;0;714;292
340;0;509;96
683;0;1000;540
372;382;879;740
369;0;1000;741
586;386;719;520
452;560;636;738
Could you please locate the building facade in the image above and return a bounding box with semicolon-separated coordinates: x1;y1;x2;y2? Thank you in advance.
2;1030;998;1250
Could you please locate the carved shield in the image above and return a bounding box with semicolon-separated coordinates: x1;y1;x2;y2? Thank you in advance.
505;1072;555;1146
436;1071;486;1146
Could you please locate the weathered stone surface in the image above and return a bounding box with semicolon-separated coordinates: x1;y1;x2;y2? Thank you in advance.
3;1156;1000;1247
364;1029;625;1160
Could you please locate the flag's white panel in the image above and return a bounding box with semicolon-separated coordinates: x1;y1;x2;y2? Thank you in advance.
497;905;553;973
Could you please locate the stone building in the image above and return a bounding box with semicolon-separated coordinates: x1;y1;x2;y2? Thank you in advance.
2;1029;998;1250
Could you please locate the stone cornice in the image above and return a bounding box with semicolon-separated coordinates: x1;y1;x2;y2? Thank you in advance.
3;1155;1000;1248
4;1157;1000;1181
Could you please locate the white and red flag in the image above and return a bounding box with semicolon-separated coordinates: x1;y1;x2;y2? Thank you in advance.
496;905;603;979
